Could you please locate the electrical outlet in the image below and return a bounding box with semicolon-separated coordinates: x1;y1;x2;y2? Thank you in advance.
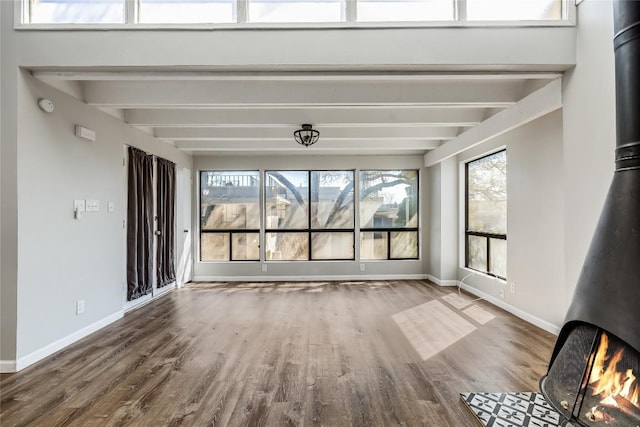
76;300;85;315
510;282;516;294
360;264;366;272
261;264;268;272
498;289;505;299
85;200;99;212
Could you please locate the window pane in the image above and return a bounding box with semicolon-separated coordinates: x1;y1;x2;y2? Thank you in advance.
201;171;260;230
30;0;124;23
265;232;309;260
467;151;507;234
360;232;388;260
390;231;418;259
358;0;453;22
265;171;309;229
467;235;487;272
467;0;561;21
201;233;230;261
311;171;354;229
360;170;418;229
311;232;353;260
249;0;344;22
139;0;236;23
231;233;260;261
489;238;507;278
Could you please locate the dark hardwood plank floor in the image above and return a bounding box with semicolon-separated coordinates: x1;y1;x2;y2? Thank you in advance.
0;280;555;426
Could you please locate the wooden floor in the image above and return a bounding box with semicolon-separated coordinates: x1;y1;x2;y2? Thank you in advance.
0;280;555;426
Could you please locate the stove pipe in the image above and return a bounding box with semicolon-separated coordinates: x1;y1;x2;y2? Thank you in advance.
548;0;640;367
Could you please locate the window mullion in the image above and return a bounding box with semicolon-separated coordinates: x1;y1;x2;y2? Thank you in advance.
237;0;248;23
346;0;357;23
455;0;467;21
126;0;137;24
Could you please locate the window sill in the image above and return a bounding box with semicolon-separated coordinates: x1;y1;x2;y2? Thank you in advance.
15;19;575;31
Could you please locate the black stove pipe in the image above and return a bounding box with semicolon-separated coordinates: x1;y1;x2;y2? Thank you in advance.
547;0;640;368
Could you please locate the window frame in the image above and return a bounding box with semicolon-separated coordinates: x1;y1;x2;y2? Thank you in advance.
264;169;356;261
464;149;507;279
199;170;261;262
19;0;574;27
359;169;419;261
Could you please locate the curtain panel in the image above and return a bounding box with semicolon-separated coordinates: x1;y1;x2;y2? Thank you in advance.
156;157;176;288
126;147;154;301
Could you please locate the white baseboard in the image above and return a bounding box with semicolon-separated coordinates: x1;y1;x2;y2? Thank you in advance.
192;274;428;282
426;275;458;287
459;282;560;336
0;360;17;373
124;283;175;313
15;310;124;372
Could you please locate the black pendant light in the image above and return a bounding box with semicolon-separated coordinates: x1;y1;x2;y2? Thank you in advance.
293;124;320;147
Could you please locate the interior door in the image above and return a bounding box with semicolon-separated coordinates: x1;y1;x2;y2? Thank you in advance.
175;168;193;286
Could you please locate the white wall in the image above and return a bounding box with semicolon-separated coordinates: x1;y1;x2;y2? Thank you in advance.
453;110;565;328
13;72;192;363
424;1;617;333
561;0;615;307
427;157;458;285
193;155;427;280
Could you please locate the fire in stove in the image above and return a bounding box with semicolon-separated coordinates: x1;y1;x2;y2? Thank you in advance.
584;333;640;425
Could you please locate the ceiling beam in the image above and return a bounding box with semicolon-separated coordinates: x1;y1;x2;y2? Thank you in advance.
85;80;521;108
154;126;458;141
424;78;562;166
175;139;441;151
125;107;486;127
33;70;562;82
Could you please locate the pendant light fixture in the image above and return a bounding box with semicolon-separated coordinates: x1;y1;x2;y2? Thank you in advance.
293;124;320;147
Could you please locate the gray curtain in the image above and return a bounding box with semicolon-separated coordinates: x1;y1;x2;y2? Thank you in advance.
156;157;176;288
127;147;154;301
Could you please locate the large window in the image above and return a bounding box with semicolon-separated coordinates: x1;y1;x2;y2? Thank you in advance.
359;170;419;260
23;0;566;24
465;150;507;278
357;0;453;22
200;171;260;261
265;170;355;261
29;0;125;24
199;169;418;263
139;0;236;23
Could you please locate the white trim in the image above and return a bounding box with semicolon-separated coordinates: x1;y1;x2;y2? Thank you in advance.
427;274;458;287
0;360;17;373
15;20;575;31
459;282;560;335
425;78;562;166
124;283;176;313
15;311;124;372
192;274;428;282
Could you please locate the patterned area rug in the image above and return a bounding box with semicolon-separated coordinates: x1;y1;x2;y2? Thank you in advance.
461;392;563;427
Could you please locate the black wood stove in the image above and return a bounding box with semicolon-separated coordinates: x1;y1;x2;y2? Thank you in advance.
540;1;640;426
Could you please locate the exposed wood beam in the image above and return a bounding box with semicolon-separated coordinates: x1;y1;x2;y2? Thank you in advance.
125;108;486;127
85;80;521;108
154;126;458;141
424;78;562;167
175;139;441;151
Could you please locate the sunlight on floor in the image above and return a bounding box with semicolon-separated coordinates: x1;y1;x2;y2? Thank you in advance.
393;300;477;360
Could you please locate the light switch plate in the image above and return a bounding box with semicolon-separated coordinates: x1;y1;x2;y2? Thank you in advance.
85;200;99;212
73;200;85;212
108;202;114;213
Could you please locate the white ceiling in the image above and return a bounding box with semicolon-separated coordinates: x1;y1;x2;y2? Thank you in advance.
33;70;561;156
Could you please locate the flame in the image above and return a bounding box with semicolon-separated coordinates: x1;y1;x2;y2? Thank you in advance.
587;332;640;409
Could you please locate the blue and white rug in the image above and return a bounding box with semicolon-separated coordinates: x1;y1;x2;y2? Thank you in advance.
461;392;563;427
